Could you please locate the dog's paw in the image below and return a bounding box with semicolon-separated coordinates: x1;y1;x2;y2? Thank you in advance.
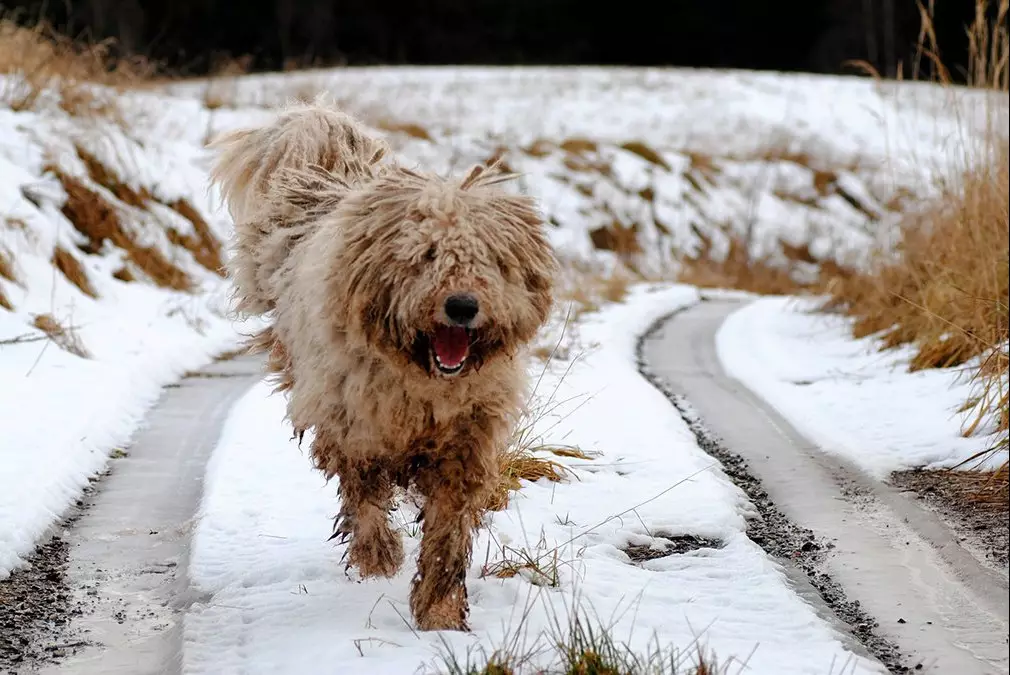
348;525;404;579
413;592;470;632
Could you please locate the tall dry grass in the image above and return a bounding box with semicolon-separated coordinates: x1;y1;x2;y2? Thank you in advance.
823;0;1009;483
0;16;156;114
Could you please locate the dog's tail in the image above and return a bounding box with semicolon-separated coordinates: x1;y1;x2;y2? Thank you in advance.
208;101;389;315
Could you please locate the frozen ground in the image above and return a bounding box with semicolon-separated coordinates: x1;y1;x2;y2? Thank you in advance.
183;285;883;675
716;296;1007;478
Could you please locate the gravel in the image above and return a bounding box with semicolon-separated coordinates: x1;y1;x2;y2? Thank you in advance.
637;313;911;674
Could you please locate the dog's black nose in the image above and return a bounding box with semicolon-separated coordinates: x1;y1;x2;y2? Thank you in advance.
444;294;479;326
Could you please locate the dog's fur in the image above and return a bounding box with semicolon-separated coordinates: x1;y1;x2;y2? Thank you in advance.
209;101;557;631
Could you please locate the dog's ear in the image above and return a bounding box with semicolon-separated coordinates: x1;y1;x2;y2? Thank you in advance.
274;164;352;216
458;162;546;230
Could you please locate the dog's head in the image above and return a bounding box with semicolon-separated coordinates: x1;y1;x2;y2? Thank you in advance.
331;164;557;380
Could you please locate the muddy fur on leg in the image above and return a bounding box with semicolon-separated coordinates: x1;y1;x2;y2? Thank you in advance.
209;98;557;631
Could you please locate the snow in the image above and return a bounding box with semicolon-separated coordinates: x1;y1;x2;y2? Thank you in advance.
715;295;1004;478
184;285;883;675
174;67;1005;275
0;90;253;576
1;63;1001;667
0;290;246;574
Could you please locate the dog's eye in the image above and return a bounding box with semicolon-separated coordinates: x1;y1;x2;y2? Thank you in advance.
495;255;511;279
424;245;437;262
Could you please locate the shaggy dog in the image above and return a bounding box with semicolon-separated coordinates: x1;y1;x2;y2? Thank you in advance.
209;101;557;631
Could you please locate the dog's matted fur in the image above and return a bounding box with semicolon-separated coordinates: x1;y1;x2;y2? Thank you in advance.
210;101;557;631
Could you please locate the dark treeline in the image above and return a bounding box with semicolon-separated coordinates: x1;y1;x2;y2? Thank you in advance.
1;0;997;81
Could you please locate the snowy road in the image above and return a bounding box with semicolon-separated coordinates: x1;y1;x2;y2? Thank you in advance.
36;356;263;675
641;296;1010;675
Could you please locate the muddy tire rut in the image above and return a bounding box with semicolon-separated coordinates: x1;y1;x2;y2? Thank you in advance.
638;296;1009;675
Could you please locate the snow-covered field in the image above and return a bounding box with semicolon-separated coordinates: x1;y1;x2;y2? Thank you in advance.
0;64;1005;671
717;296;1006;478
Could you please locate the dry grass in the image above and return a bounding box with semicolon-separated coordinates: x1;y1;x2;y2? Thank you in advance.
588;222;643;262
74;147;225;276
31;313;90;358
481;543;561;587
75;146;152;208
376;120;433;141
51;245;99;298
437;608;726;675
620;141;671;171
485;306;601;512
486;392;595;512
0;247;12;310
201;74;243;111
822;0;1009;481
52;167;194;291
560;266;636;316
164;199;226;276
678;234;820;296
0;17;156;114
486;444;581;513
0;246;15;283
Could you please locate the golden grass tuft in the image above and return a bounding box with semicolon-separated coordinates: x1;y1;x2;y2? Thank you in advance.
51;245;99;298
75;146;152;208
822;0;1009;479
164;199;226;276
0;17;156;113
74;147;225;276
620;141;671;171
822;158;1008;370
485;446;573;513
589;222;642;260
678;234;817;296
523;139;555;158
481;544;561;587
0;245;13;309
52;168;194;291
0;246;15;283
559;138;599;155
32;313;90;358
376;120;433;141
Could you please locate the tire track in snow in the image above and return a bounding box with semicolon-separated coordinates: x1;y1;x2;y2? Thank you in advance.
638;295;1009;675
27;355;262;675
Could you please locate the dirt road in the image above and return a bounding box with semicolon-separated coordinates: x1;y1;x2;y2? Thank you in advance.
640;296;1009;675
27;357;262;675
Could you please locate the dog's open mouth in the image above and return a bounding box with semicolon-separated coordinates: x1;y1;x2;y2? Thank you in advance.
430;325;470;375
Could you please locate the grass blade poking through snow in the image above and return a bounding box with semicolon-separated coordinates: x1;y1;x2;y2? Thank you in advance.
485;307;596;513
820;0;1009;486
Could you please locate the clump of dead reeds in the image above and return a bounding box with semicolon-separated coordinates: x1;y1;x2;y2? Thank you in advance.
31;313;90;358
677;234;824;297
52;167;194;292
437;607;726;675
823;0;1009;479
51;245;99;298
0;16;156;114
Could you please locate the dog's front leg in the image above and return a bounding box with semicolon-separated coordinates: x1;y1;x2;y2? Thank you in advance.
334;461;404;579
410;433;496;631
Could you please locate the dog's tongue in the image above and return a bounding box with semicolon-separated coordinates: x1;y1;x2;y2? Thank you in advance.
432;326;469;368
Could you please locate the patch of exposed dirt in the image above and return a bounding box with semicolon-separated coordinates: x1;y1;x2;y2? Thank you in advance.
891;469;1009;571
624;534;723;562
0;487;95;673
